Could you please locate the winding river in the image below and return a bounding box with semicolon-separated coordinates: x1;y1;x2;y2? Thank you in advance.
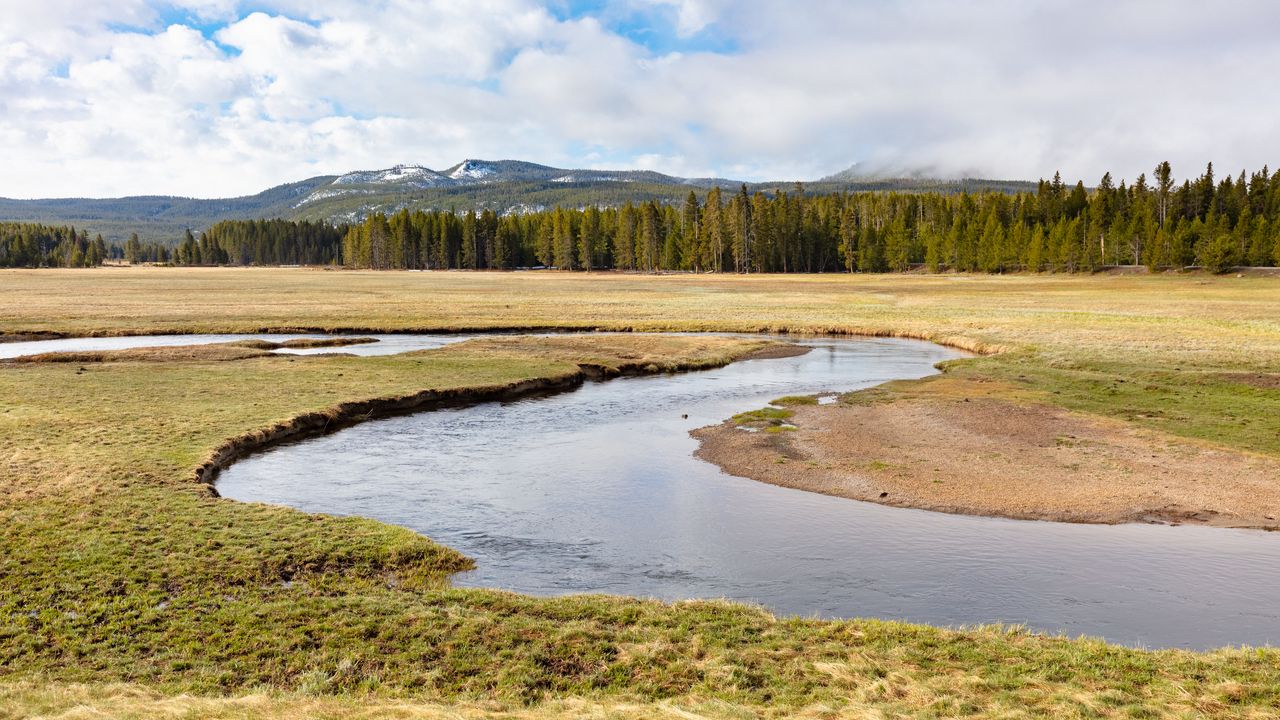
8;333;1279;649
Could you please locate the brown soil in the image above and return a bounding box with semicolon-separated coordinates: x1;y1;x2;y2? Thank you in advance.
694;394;1280;530
1221;372;1280;390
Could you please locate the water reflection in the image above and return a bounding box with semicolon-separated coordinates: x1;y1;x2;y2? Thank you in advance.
209;336;1280;650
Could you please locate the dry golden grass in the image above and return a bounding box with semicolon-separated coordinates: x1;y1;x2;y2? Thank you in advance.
3;266;1279;367
4;269;1280;718
5;267;1278;454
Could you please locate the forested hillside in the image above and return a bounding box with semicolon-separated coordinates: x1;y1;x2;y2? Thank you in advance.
299;162;1280;273
0;159;1031;245
0;178;334;245
6;163;1277;273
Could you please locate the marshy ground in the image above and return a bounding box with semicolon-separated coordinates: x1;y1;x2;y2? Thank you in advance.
3;268;1280;718
696;374;1280;529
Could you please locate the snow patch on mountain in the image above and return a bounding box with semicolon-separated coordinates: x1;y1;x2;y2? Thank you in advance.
448;160;496;181
294;187;376;208
552;174;627;183
332;164;451;188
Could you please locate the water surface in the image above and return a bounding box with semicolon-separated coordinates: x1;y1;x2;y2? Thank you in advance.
216;336;1280;650
0;333;466;359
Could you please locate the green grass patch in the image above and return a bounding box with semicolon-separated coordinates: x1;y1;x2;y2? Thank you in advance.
771;395;819;406
732;406;794;424
4;270;1280;717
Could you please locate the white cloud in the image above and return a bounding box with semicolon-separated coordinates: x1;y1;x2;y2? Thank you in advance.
1;0;1278;197
636;0;731;36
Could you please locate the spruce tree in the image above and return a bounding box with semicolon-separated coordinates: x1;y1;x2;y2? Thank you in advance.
680;192;700;270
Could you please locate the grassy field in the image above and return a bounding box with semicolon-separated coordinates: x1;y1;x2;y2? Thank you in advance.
3;267;1280;718
4;267;1279;454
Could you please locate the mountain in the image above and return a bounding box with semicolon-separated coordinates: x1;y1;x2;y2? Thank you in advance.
0;176;335;244
0;159;1035;244
314;159;708;196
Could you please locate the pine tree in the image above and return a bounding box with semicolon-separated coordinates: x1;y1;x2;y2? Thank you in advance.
885;212;911;272
972;211;1003;272
1247;216;1270;266
1272;220;1280;267
857;223;884;272
1199;229;1237;273
614;203;637;270
701;187;724;271
460;211;477;269
839;205;859;272
1154;161;1174;228
534;217;554;267
552;208;576;270
578;206;601;271
1026;224;1046;271
731;184;753;272
125;233;141;264
680;191;700;271
639;202;660;272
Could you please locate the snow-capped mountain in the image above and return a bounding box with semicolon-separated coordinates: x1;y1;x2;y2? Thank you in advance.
291;159;725;209
0;157;1030;242
318;160;701;192
444;159;499;181
282;158;760;219
331;164;453;188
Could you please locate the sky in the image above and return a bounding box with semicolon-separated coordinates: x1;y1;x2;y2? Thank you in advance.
1;0;1278;198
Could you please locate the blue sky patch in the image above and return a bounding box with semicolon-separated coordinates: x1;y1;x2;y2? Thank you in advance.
551;0;739;55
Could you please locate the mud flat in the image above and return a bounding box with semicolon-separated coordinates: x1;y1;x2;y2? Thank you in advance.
695;386;1280;530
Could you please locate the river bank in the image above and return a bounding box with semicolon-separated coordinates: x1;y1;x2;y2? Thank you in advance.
5;270;1280;717
694;373;1280;530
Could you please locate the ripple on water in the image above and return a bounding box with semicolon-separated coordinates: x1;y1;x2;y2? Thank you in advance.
208;335;1280;650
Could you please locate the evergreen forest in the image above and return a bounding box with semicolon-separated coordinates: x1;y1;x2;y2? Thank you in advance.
6;163;1279;273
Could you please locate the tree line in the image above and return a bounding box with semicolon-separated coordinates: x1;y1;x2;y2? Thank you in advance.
170;219;344;266
333;162;1280;273
0;223;110;268
5;162;1280;272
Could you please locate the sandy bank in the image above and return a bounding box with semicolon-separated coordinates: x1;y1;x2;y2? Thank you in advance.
694;390;1280;531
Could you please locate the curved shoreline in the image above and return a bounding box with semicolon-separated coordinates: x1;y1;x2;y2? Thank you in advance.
15;327;1269;534
693;390;1280;532
0;324;1005;356
196;340;796;494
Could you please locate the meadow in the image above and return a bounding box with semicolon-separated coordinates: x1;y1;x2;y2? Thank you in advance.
2;267;1280;718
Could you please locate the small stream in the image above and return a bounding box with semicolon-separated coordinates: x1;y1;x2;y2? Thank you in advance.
7;332;1277;649
0;332;468;358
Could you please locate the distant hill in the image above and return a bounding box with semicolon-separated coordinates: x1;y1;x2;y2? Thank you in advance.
0;159;1036;244
0;177;334;244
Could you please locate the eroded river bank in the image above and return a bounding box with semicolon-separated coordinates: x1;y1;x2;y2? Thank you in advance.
203;335;1280;650
4;330;1275;649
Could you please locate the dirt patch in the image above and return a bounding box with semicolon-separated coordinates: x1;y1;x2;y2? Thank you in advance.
1220;372;1280;390
694;394;1280;530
